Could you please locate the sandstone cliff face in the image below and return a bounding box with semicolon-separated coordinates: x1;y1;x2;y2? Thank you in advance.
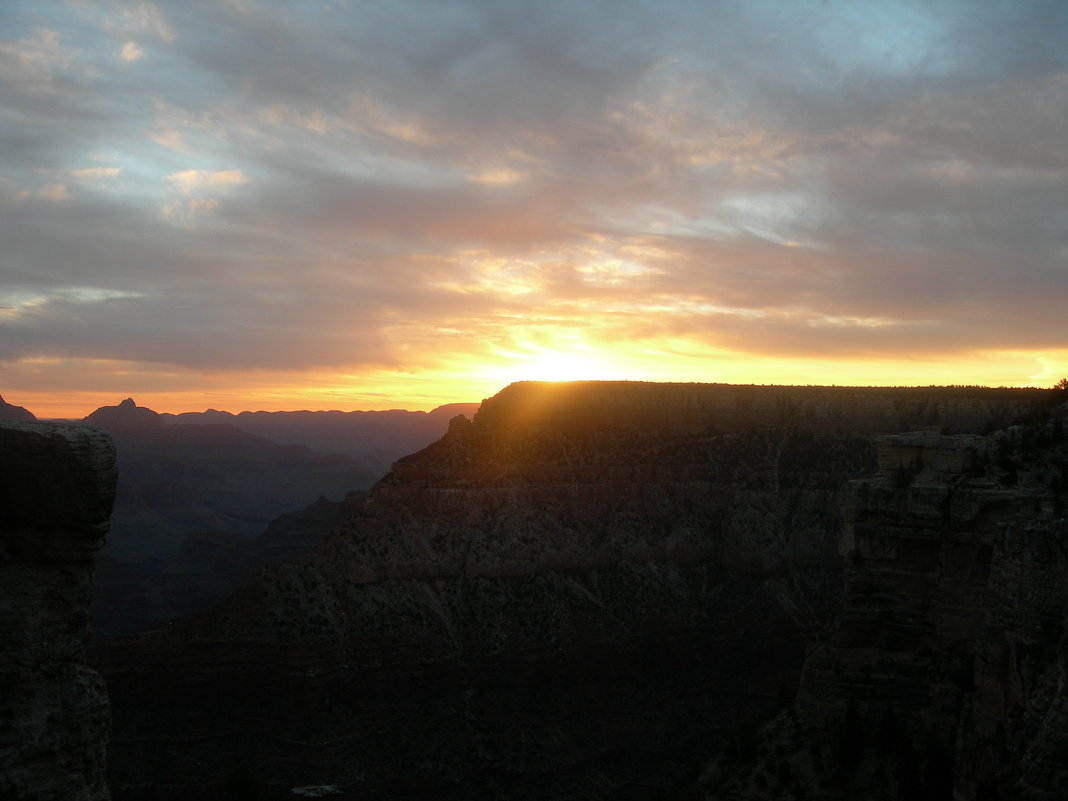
957;415;1068;801
93;383;1054;800
695;401;1068;801
0;421;117;801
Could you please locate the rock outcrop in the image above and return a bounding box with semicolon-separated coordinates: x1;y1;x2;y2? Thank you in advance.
254;490;369;566
0;421;117;801
84;398;162;429
694;401;1068;800
0;394;36;422
93;382;1056;800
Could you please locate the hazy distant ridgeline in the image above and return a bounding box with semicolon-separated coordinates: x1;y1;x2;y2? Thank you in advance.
164;402;481;467
82;400;380;562
76;397;479;637
81;397;481;557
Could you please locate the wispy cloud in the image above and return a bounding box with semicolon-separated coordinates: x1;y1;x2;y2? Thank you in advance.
165;169;247;194
68;166;122;180
104;1;175;45
0;27;78;95
120;41;143;62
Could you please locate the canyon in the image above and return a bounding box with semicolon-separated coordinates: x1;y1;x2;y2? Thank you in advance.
3;382;1065;800
77;398;477;637
83;381;1066;800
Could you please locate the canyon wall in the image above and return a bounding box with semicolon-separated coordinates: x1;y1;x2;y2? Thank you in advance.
0;421;117;801
93;382;1058;800
694;400;1068;800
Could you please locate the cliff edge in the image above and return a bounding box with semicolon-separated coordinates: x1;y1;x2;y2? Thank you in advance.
694;399;1068;800
0;421;117;801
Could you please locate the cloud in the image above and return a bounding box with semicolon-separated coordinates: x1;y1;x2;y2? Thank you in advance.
165;169;248;194
161;197;219;224
0;278;399;371
104;1;175;45
0;26;77;96
466;167;527;187
159;169;248;223
148;125;186;151
120;41;143;62
19;183;73;203
68;167;122;180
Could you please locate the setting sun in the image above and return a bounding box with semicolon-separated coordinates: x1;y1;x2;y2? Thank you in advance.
483;334;635;386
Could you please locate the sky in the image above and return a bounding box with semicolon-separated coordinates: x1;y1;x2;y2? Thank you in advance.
2;0;1067;417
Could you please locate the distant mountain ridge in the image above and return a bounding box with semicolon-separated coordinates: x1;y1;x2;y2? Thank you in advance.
78;397;480;636
80;403;378;563
0;394;37;422
164;401;480;461
81;397;481;464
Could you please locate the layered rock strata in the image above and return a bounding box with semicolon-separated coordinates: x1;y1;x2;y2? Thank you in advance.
696;401;1068;800
94;382;1054;800
0;421;117;801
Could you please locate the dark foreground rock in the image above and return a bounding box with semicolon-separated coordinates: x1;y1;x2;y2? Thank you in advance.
0;421;117;801
693;400;1068;800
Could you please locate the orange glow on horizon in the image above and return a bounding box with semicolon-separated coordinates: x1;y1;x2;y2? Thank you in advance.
8;343;1067;420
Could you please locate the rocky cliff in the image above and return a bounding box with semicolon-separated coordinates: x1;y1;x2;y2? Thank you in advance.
92;382;1057;800
694;398;1068;800
0;421;117;801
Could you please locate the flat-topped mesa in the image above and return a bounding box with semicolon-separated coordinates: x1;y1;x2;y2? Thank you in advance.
0;421;117;801
84;397;164;430
469;381;1049;438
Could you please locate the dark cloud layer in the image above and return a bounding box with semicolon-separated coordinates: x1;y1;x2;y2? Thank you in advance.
2;0;1067;407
